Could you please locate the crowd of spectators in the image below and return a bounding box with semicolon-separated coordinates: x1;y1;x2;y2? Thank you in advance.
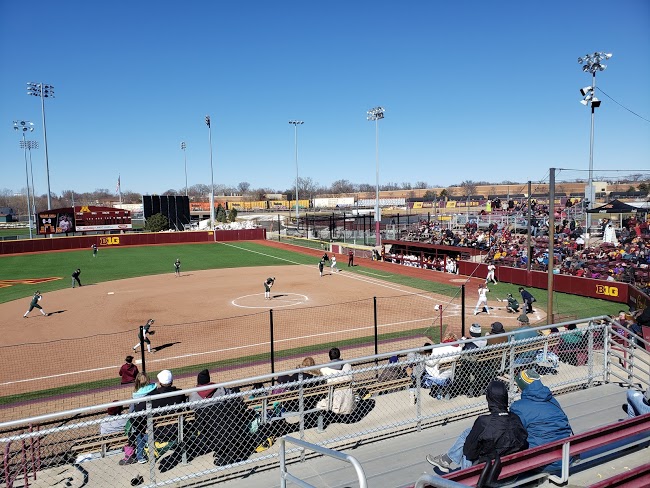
396;209;650;293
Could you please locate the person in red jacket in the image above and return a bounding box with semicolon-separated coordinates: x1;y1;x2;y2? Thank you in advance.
119;355;139;384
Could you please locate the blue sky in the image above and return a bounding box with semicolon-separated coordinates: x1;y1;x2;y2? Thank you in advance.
1;1;648;197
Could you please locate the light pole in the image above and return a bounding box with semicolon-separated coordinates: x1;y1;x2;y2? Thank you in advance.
578;52;612;231
20;140;39;224
205;115;216;241
289;120;304;222
27;82;54;211
13;120;35;239
367;106;385;246
180;141;188;196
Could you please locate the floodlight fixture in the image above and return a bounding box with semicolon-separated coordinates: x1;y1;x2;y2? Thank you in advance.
27;82;55;211
577;52;612;230
13;120;35;239
180;141;188;196
367;106;385;246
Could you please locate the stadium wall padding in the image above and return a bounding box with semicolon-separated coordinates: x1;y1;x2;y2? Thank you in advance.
0;229;265;255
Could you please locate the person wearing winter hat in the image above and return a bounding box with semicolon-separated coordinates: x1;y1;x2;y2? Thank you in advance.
188;369;226;402
487;322;508;346
623;388;650;418
510;369;573;474
426;380;528;473
511;315;538;345
463;324;487;350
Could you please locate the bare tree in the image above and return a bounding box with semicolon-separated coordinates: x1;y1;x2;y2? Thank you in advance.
459;180;477;198
415;181;428;189
237;182;251;194
330;179;356;194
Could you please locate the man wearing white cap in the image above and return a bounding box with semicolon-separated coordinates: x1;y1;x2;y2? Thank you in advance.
133;370;187;463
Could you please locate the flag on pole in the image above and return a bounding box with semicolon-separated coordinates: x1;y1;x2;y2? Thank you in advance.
116;175;121;194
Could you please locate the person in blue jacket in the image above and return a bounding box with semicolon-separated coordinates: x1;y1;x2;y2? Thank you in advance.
510;369;573;474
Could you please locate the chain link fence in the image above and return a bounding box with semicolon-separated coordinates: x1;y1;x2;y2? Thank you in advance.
2;318;647;488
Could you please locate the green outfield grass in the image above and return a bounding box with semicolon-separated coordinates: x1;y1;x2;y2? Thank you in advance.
0;241;622;320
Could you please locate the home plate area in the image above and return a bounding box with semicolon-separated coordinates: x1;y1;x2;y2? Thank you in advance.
232;292;309;309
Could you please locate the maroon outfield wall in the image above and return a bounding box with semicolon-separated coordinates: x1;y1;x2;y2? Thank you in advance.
457;261;638;307
0;229;266;255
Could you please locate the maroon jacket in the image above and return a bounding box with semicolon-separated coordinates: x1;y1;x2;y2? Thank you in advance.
119;362;139;384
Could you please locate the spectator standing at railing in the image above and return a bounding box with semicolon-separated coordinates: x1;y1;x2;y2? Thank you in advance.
426;380;528;473
510;369;573;474
119;355;139;385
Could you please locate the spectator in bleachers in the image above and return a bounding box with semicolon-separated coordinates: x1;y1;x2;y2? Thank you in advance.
557;324;584;366
188;369;225;402
100;402;127;435
118;373;156;465
486;322;508;346
424;333;462;399
510;369;573;474
317;348;355;415
462;324;487;350
378;355;408;382
425;380;528;473
623;388;650;418
132;370;187;463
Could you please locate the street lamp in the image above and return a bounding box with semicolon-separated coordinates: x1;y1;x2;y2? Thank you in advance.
27;82;54;211
578;52;612;231
20;140;38;224
180;141;188;196
205;115;216;241
367;106;385;246
13;120;35;239
289;120;304;222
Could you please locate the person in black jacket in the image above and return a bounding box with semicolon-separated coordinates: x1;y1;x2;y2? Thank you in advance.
519;287;536;314
426;380;528;473
132;369;187;463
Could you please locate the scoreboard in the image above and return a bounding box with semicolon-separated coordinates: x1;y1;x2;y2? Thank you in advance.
37;206;132;234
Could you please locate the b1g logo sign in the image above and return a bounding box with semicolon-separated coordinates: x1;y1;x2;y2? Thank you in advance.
99;236;120;246
596;284;619;297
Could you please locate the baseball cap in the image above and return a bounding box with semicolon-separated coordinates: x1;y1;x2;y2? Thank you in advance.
516;369;540;390
157;370;173;385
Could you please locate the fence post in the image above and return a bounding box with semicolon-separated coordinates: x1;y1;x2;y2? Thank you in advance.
270;309;275;382
139;326;146;374
278;214;281;241
461;285;466;338
373;297;378;358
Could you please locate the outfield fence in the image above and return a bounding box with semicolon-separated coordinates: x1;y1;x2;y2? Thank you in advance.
1;318;647;488
0;290;464;414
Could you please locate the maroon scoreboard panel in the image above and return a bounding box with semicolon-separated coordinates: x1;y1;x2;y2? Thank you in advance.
74;206;132;232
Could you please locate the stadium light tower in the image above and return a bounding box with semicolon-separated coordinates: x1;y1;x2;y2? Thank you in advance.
180;141;188;196
205;115;216;241
20;140;39;224
289;120;304;222
13;120;35;239
27;82;54;211
367;106;385;246
578;52;612;231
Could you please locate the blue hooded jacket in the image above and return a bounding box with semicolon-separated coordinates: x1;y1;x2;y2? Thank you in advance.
510;379;573;473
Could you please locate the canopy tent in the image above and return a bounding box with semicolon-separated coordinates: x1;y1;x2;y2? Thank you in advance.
587;199;643;214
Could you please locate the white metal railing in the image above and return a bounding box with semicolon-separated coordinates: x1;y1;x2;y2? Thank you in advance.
1;317;647;488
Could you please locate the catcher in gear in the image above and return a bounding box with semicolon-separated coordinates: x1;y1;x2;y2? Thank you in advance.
264;277;275;300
